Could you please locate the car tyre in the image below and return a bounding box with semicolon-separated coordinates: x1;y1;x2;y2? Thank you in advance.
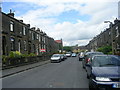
87;73;90;79
89;78;96;90
83;65;86;69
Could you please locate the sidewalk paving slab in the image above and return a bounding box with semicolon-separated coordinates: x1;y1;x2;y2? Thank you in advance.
2;60;50;78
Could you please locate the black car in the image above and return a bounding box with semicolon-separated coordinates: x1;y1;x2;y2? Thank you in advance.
86;55;120;90
82;52;104;69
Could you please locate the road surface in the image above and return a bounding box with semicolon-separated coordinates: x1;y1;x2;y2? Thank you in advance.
2;57;89;88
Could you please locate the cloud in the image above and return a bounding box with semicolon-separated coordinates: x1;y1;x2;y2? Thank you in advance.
10;0;119;46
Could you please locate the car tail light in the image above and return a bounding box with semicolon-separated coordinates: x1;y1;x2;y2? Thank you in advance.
86;58;90;63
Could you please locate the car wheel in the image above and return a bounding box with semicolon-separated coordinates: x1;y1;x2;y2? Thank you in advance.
89;78;94;90
87;73;90;79
82;65;85;69
89;78;97;90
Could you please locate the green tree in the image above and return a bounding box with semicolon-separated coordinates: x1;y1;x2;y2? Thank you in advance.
63;46;72;52
97;45;112;54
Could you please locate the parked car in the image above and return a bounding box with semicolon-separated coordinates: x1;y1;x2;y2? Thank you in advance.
60;54;65;61
78;52;85;61
66;52;71;57
50;54;61;63
63;54;67;59
71;53;77;57
86;55;120;90
82;52;104;69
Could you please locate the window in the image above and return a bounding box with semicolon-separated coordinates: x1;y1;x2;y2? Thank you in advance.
36;34;39;39
20;29;22;34
24;40;27;50
92;56;120;67
109;31;111;36
10;21;14;31
116;26;119;37
117;43;120;49
29;30;31;34
33;44;36;53
32;32;34;40
10;37;15;51
23;27;26;35
44;37;46;43
39;35;41;42
18;40;21;52
2;36;6;55
39;44;41;51
36;44;39;55
44;45;46;49
42;37;44;42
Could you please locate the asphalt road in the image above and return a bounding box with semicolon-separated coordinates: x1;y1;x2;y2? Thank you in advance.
2;57;89;88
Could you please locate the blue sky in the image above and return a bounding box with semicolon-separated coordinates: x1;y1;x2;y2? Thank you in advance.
1;0;119;46
57;10;91;23
2;2;91;23
2;2;41;16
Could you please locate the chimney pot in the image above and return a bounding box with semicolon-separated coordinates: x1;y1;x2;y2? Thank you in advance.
19;20;23;22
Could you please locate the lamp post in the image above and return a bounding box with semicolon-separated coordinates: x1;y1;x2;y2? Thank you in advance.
104;21;114;54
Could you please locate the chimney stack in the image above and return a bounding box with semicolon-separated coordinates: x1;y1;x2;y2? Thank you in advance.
31;27;36;30
7;9;14;17
19;20;23;22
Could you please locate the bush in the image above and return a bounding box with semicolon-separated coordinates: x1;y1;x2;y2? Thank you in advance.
97;45;112;54
21;54;29;57
9;51;22;58
8;51;36;58
2;55;8;64
28;53;36;57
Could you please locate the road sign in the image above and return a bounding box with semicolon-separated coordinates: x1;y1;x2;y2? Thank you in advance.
40;49;46;52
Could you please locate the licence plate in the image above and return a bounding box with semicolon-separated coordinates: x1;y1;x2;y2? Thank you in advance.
113;83;120;88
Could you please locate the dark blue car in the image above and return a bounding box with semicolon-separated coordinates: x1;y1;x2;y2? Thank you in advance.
86;55;120;90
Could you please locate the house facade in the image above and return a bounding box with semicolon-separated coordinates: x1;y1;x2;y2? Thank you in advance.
86;19;120;55
2;11;60;56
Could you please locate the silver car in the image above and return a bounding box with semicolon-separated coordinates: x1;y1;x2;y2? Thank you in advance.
51;54;61;63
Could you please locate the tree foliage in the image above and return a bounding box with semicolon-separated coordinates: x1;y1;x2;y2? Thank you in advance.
97;45;112;54
63;46;72;52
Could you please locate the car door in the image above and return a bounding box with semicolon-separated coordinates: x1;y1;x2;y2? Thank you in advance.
86;58;92;78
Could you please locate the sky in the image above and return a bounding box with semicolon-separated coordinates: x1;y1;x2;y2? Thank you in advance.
1;0;119;46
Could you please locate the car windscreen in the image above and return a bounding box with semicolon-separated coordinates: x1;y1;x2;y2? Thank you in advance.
88;53;104;58
66;53;71;54
92;56;120;67
80;52;84;56
72;53;76;55
52;55;60;57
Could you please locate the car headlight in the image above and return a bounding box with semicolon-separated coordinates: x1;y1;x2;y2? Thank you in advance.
96;77;111;81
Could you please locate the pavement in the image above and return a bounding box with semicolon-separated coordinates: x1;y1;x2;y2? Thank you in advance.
2;60;50;78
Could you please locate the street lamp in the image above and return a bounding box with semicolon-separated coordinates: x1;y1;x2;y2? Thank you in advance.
104;21;114;54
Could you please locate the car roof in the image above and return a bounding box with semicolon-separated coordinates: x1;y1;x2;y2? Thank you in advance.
53;54;60;55
92;55;120;58
85;52;103;55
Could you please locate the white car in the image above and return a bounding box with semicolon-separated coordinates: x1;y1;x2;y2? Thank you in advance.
71;53;77;57
51;54;61;63
66;52;71;57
